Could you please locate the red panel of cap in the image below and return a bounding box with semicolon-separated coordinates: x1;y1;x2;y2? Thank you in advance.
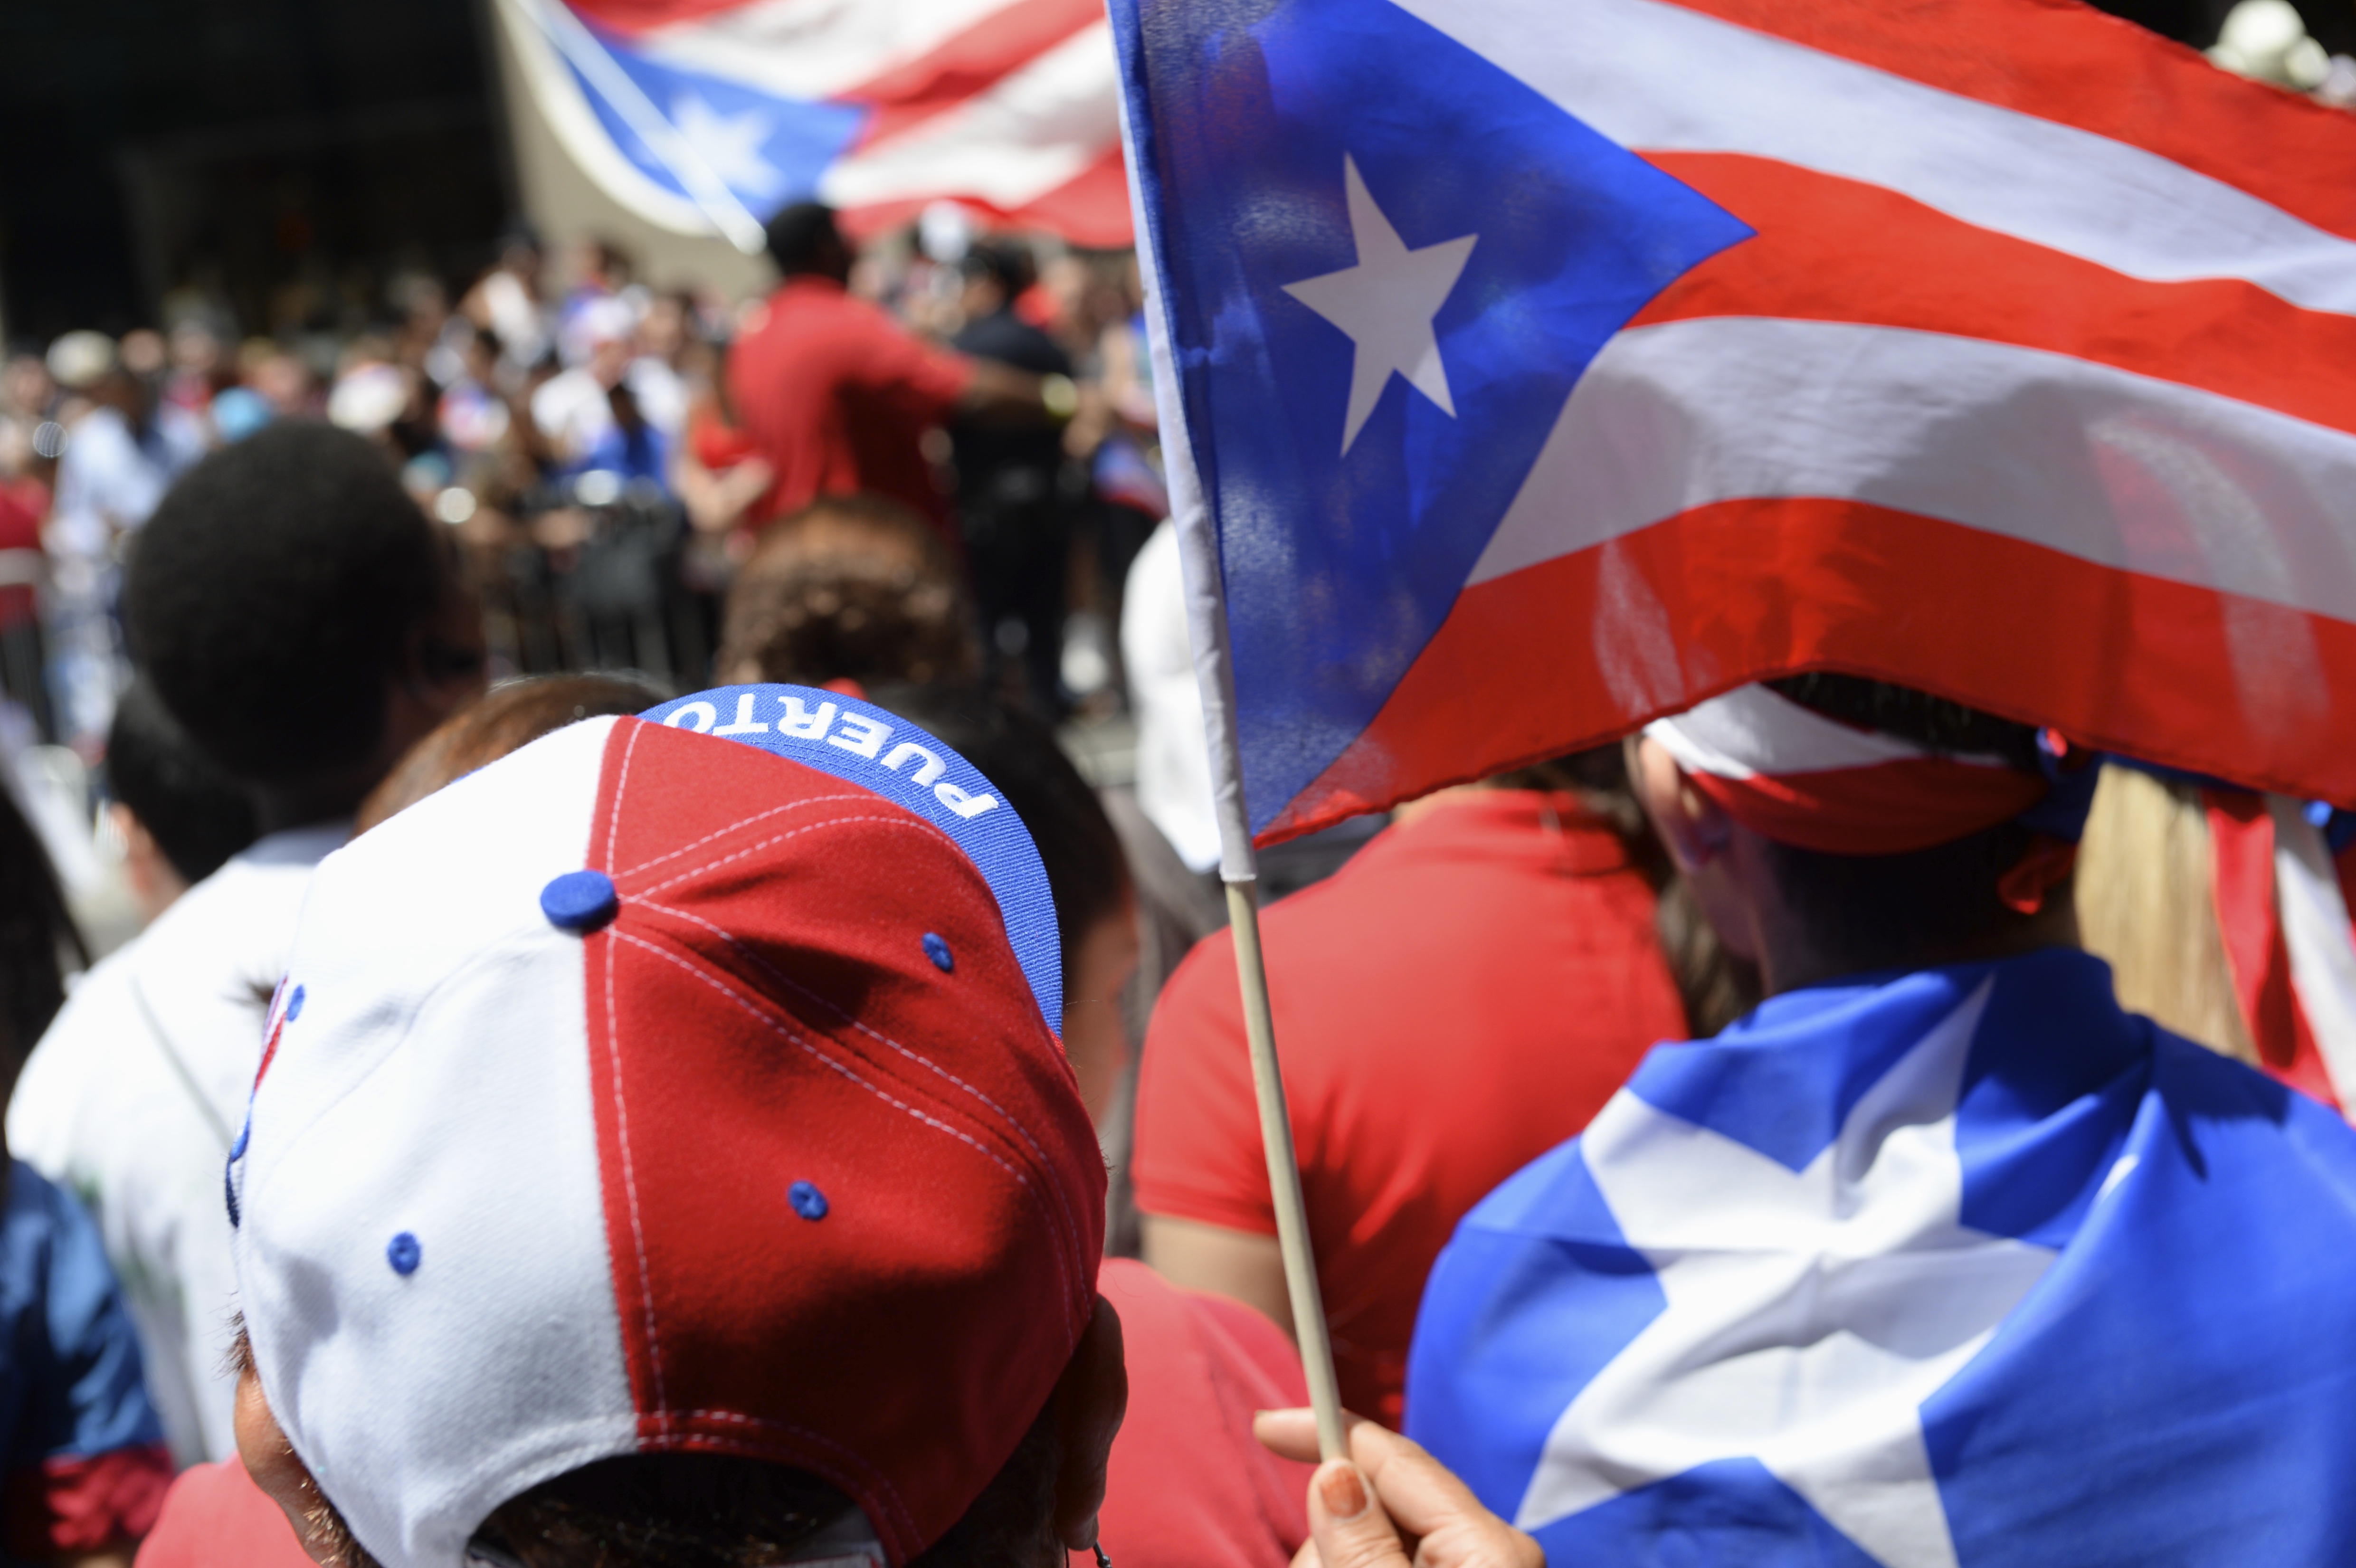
580;719;1103;1562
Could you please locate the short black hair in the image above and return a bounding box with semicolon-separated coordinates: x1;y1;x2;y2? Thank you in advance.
1758;673;2049;968
959;242;1034;299
866;684;1130;979
765;203;846;277
105;679;258;885
0;788;84;1098
124;422;456;785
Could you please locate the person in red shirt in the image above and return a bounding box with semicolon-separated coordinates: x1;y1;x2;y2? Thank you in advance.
1131;760;1699;1427
727;204;1064;547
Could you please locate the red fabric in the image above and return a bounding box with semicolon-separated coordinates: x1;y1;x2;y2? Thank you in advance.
1629;154;2356;436
689;418;760;472
1069;1260;1313;1568
2205;792;2342;1110
1687;757;2045;855
4;1444;173;1556
583;719;1102;1565
726;278;972;537
1271;500;2356;844
1667;0;2356;240
840;0;1100;148
133;1460;311;1568
1132;792;1685;1424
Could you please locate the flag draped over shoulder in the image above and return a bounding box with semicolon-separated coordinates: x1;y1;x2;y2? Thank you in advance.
498;0;1131;246
1112;0;2356;844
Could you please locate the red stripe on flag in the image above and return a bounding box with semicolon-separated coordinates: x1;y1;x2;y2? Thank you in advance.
563;0;749;34
839;0;1102;150
1663;0;2356;243
1262;500;2356;842
839;145;1133;247
1629;153;2356;438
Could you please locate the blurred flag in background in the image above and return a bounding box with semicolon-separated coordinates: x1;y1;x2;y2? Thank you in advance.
496;0;1133;249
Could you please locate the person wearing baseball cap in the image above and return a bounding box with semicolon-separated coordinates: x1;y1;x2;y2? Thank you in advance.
1406;675;2356;1565
150;682;1124;1566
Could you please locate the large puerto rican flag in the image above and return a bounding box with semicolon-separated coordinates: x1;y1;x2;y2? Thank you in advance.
496;0;1131;247
1112;0;2356;846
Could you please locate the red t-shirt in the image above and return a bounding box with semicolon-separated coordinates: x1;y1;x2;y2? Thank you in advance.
134;1459;310;1567
1073;1259;1312;1568
726;277;973;535
1131;791;1686;1426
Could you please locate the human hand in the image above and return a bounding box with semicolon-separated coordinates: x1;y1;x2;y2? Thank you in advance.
1254;1409;1543;1568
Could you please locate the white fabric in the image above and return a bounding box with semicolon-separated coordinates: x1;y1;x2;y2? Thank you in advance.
1466;318;2356;625
1518;980;2056;1567
531;360;687;462
636;0;1029;99
820;23;1120;210
2267;796;2356;1115
1392;0;2356;316
237;719;635;1567
1121;521;1221;874
7;823;348;1464
1644;684;2014;782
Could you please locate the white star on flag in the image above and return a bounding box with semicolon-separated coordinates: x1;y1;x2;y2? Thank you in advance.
672;93;786;201
1282;155;1477;455
1518;980;2058;1568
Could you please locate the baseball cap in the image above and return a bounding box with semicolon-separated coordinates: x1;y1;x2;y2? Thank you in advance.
228;684;1104;1565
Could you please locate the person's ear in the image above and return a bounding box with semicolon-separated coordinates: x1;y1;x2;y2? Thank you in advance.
1051;1294;1127;1554
234;1359;342;1566
1625;734;1733;877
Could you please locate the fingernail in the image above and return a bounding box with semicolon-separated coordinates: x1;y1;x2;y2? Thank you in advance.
1319;1460;1370;1521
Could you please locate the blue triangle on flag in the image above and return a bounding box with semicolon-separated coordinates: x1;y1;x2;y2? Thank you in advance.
1121;0;1752;829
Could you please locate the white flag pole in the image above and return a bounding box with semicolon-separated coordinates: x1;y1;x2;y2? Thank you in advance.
1117;90;1350;1463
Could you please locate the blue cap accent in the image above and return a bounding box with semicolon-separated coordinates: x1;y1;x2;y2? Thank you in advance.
285;984;305;1021
387;1232;422;1276
541;869;619;932
923;932;954;973
640;684;1063;1028
788;1180;829;1221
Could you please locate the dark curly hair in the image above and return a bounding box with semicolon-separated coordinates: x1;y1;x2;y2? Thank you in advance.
718;494;978;689
0;788;84;1108
123;421;461;785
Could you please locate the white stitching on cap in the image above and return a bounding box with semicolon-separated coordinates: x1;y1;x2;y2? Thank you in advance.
608;930;1081;1339
617;792;873;879
637;894;1090;1326
656;1411;920;1554
636;816;946;898
604;718;644;872
600;720;670;1433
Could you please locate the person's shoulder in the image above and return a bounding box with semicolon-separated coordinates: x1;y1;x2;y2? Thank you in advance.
2149;1028;2356;1190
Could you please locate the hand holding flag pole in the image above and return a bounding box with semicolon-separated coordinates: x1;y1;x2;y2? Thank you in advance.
1118;100;1350;1465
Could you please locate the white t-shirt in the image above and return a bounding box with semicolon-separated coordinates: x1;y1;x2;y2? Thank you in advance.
8;823;346;1464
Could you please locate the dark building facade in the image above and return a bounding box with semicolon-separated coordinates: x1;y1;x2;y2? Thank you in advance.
0;0;510;343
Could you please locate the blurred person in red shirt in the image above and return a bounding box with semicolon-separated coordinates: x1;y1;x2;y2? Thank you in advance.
727;204;1066;548
1133;755;1724;1427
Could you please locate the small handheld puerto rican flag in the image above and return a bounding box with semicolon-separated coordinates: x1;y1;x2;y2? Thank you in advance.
1111;0;2356;857
496;0;1132;251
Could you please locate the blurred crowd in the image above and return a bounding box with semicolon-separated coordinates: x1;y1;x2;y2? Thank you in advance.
0;210;1169;770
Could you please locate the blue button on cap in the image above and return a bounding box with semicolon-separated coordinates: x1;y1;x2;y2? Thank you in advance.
922;932;954;972
789;1181;829;1221
387;1232;422;1276
541;870;619;932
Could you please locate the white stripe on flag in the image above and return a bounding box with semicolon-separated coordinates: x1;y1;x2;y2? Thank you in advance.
819;22;1118;209
634;0;1033;100
1392;0;2356;317
1467;316;2356;622
2270;796;2356;1117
